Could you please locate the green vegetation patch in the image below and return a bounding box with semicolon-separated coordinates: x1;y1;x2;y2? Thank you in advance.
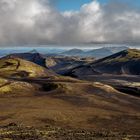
102;49;140;64
0;59;19;70
0;80;34;94
0;58;48;78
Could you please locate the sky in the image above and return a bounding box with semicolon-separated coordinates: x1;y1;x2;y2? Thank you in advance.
55;0;140;11
54;0;93;11
0;0;140;46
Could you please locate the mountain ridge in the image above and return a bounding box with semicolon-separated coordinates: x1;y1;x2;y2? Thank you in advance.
69;49;140;76
3;51;46;67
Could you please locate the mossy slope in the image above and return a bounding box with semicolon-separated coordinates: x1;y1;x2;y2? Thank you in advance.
0;57;54;78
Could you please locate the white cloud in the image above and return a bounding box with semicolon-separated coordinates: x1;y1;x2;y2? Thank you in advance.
0;0;140;45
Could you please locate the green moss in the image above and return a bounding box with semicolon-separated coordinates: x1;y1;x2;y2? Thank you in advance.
0;86;12;94
0;78;8;85
0;78;34;94
0;58;48;78
103;49;140;63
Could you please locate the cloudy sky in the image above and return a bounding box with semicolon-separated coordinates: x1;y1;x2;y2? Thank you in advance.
0;0;140;46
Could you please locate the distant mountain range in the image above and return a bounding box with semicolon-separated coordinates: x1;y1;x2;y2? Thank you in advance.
61;46;129;58
0;46;132;59
61;49;84;56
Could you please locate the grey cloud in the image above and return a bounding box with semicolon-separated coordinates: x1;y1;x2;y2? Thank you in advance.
0;0;140;45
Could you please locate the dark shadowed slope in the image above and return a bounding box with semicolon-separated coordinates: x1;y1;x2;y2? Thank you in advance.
92;49;140;75
70;49;140;77
46;56;94;75
4;50;46;67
